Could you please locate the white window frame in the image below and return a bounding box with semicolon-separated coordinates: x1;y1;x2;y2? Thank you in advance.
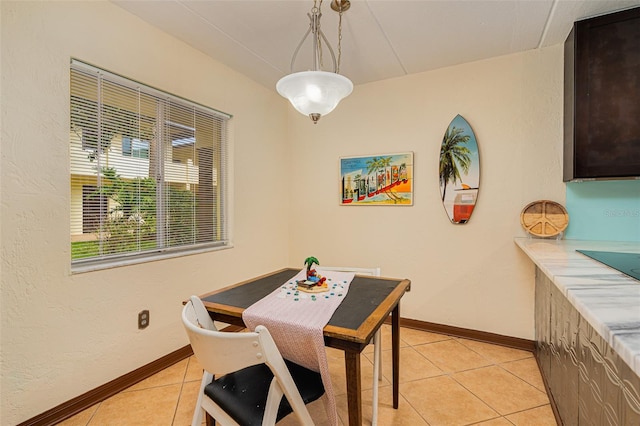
70;59;232;272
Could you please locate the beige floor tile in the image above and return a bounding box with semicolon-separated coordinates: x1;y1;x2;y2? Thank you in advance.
184;356;203;383
57;404;99;426
359;353;388;391
473;417;514;425
381;346;443;383
500;357;546;392
126;359;189;392
335;386;428;426
399;327;452;346
172;381;201;426
328;352;388;396
88;384;181;425
362;341;377;355
413;339;493;373
326;346;346;360
453;365;549;415
362;324;449;355
361;354;391;388
328;341;380;365
506;404;558;425
402;375;499;425
327;354;349;396
278;396;339;426
457;338;532;364
59;326;556;426
364;324;413;355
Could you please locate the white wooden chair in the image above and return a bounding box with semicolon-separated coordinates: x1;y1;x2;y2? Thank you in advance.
182;296;325;426
317;266;382;426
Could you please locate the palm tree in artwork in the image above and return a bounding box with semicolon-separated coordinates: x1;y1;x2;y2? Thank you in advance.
366;157;402;203
439;126;472;201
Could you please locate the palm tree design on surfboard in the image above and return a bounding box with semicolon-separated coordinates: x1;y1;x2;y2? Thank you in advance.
439;115;480;224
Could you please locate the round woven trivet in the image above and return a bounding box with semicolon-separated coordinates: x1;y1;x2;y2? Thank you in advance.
520;200;569;237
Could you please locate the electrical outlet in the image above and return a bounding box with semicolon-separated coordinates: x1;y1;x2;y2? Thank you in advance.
138;310;150;329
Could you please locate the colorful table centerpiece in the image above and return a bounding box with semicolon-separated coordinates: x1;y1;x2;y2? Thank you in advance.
297;256;329;293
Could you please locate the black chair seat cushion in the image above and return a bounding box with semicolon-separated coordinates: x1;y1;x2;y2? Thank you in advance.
204;360;325;425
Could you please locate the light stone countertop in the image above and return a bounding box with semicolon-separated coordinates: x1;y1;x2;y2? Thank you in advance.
515;237;640;376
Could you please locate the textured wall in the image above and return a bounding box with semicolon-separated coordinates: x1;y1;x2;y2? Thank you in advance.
286;45;566;340
2;1;573;424
0;1;290;424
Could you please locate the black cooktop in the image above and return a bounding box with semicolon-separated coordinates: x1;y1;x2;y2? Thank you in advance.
577;250;640;281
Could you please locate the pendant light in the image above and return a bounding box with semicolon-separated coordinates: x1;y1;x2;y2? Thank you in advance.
276;0;353;124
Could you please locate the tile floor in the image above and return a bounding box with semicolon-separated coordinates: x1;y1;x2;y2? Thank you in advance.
59;325;557;425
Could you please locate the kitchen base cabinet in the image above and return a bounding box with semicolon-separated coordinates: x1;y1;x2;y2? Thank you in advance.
535;267;640;424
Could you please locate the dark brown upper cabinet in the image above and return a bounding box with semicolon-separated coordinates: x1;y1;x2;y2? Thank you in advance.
563;7;640;181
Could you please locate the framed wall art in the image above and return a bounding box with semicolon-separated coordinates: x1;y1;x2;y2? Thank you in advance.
340;152;413;206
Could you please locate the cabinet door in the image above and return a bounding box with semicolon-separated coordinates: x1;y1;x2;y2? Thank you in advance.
578;319;607;424
549;284;579;425
621;369;640;425
535;268;551;379
564;7;640;180
537;265;640;424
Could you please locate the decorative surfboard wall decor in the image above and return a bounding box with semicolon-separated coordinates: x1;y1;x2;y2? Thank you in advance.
439;115;480;224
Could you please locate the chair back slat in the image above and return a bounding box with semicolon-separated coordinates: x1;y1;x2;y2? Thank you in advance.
181;297;320;425
183;301;267;376
188;295;217;330
317;266;380;277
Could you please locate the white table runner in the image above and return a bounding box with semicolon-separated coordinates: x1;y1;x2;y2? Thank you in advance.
242;268;355;426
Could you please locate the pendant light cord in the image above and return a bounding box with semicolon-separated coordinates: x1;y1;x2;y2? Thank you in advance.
315;0;324;71
288;0;345;74
337;8;343;73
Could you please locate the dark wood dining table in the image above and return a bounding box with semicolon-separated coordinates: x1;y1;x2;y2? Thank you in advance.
198;268;411;425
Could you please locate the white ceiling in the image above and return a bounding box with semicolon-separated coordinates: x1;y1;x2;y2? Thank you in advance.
112;0;640;90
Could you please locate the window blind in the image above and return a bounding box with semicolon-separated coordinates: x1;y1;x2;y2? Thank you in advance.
70;60;230;268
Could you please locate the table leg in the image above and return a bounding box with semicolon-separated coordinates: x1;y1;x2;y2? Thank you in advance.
345;349;362;425
392;303;400;408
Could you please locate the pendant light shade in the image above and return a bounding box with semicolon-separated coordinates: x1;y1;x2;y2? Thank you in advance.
277;0;352;124
277;71;353;123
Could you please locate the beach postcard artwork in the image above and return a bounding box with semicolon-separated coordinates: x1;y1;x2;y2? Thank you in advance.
340;152;413;206
439;115;480;223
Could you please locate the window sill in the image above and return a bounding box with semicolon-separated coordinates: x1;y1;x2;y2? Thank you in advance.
71;243;234;274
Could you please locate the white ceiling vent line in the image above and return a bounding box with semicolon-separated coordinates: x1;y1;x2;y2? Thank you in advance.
176;0;284;76
365;0;408;76
110;0;638;89
537;0;560;49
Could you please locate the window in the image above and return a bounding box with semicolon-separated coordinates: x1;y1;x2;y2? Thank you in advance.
122;137;150;159
82;185;107;234
70;60;231;269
